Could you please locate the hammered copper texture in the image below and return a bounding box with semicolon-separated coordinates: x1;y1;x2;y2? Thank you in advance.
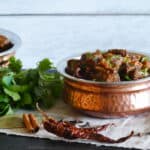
64;78;150;118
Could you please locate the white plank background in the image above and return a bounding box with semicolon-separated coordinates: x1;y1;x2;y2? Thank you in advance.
0;1;149;68
0;0;150;15
0;16;148;68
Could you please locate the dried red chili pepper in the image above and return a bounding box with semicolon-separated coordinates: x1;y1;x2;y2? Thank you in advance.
37;103;134;143
43;118;134;143
43;118;113;139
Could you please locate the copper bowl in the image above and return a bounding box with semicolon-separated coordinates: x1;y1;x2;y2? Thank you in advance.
57;52;150;118
0;28;21;66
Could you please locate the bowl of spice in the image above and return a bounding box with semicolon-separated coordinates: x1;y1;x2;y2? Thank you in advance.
0;28;21;66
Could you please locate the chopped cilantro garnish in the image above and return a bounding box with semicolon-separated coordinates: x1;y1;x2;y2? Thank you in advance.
124;75;132;81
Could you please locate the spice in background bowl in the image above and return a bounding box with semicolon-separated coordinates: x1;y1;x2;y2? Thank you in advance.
0;28;21;66
0;35;13;52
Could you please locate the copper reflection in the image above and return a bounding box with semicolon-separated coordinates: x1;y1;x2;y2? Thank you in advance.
63;78;150;118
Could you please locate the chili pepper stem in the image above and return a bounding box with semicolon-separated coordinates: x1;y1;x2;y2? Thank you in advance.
36;103;50;120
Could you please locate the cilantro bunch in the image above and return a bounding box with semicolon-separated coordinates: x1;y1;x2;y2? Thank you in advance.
0;57;63;116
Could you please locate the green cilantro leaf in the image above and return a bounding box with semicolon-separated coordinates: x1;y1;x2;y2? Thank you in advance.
8;57;22;73
4;88;20;101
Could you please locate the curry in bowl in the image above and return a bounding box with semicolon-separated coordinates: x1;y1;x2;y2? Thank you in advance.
57;49;150;118
0;35;13;52
66;49;150;82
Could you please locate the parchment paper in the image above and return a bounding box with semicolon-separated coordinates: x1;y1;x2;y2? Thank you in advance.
0;100;150;149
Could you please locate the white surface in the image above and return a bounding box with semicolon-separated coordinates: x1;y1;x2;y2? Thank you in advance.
0;0;150;14
0;100;150;149
0;16;149;68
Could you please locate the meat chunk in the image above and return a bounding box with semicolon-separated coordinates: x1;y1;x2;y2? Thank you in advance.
119;61;143;80
142;61;150;69
129;69;144;80
121;61;142;74
0;35;13;51
81;50;103;65
103;52;124;71
108;49;127;57
93;66;120;82
128;53;142;62
65;59;80;76
92;50;103;61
